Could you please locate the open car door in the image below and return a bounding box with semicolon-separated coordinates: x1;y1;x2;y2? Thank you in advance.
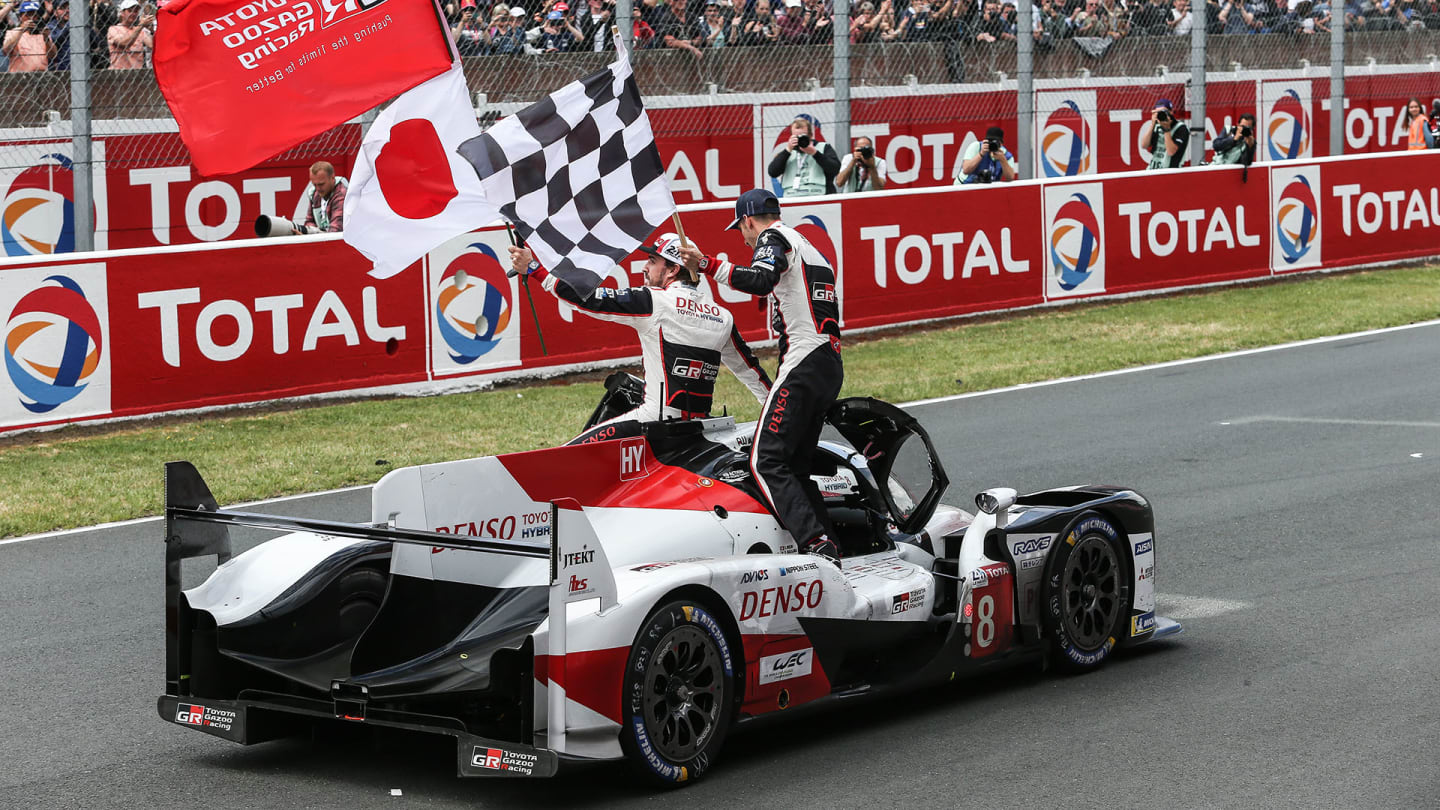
826;398;950;535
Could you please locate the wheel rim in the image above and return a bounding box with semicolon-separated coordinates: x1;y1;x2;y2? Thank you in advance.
1060;534;1123;650
639;624;726;762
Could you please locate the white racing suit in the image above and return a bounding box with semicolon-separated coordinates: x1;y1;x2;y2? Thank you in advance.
534;270;773;444
708;222;843;546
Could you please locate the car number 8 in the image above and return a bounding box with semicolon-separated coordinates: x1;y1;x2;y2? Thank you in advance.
976;594;994;648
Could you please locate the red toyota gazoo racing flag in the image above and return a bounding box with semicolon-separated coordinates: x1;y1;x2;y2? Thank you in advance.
153;0;455;177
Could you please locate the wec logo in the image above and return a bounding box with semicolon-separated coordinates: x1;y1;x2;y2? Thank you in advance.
758;647;813;685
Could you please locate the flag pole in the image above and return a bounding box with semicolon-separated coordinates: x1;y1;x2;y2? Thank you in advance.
507;224;548;356
670;213;698;283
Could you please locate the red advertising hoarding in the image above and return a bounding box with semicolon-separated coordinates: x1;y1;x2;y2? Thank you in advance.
2;149;1438;433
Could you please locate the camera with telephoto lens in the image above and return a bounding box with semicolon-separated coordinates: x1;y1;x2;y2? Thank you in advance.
254;215;300;237
796;134;811;149
858;145;874;160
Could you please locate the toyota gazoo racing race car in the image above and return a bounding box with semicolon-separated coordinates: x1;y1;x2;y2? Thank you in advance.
158;378;1181;786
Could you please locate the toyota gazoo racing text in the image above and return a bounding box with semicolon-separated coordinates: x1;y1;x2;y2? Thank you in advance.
157;383;1180;785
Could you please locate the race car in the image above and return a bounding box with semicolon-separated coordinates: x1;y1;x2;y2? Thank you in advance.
157;385;1181;785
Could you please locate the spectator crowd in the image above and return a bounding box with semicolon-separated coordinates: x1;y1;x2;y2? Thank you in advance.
438;0;1440;56
0;0;155;72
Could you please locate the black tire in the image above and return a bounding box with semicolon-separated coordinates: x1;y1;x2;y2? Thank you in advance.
618;599;738;786
1042;511;1131;673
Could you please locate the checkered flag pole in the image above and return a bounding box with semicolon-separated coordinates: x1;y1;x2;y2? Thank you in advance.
458;33;675;299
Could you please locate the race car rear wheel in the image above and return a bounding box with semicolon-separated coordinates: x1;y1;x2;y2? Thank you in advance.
618;599;738;787
1042;512;1130;673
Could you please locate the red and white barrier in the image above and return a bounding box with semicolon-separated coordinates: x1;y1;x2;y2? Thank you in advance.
0;148;1436;433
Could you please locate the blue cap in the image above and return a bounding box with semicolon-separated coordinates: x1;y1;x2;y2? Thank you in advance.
1154;98;1174;111
726;189;781;231
18;0;40;11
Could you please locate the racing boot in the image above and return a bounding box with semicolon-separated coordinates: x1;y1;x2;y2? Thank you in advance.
802;534;840;563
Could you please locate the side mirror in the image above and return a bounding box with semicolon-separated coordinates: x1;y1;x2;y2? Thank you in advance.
975;487;1017;516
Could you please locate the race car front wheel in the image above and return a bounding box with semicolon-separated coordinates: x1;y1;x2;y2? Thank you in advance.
618;599;738;787
1042;511;1130;673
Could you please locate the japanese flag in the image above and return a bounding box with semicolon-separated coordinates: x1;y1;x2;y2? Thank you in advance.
344;64;501;279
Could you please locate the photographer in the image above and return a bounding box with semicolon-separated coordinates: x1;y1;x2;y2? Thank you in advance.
4;1;54;72
1138;98;1189;170
835;137;887;192
1210;113;1257;165
294;162;347;235
741;0;782;44
452;0;485;56
107;0;154;69
767;116;840;198
954;126;1017;185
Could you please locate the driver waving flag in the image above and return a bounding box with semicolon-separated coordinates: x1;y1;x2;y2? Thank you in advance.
511;233;772;445
680;190;844;560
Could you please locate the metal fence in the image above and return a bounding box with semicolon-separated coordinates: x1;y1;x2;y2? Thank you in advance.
2;0;1439;250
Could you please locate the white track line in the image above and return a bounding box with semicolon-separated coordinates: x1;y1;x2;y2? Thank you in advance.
901;319;1440;409
0;485;371;548
1224;416;1440;429
6;318;1439;549
1156;594;1254;620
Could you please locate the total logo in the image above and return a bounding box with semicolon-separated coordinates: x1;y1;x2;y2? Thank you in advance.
4;274;104;415
434;241;514;365
1044;185;1105;298
1040;98;1094;177
1272;167;1321;270
2;153;85;257
793;213;839;275
1265;85;1312;162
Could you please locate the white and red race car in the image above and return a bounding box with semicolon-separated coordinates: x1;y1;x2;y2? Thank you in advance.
158;392;1180;785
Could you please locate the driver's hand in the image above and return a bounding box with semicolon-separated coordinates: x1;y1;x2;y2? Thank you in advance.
508;245;535;274
677;244;705;273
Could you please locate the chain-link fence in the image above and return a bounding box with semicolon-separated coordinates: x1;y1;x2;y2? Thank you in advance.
0;0;1437;252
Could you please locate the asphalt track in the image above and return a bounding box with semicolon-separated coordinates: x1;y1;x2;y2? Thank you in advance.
4;323;1438;809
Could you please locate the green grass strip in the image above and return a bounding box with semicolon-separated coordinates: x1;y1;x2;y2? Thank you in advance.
2;265;1437;539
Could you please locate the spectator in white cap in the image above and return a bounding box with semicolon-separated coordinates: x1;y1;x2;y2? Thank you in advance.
508;232;772;445
108;0;154;69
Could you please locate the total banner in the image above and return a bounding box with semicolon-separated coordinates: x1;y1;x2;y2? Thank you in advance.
1;149;1438;432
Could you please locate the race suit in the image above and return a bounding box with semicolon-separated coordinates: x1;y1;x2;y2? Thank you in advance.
534;269;773;444
708;222;843;545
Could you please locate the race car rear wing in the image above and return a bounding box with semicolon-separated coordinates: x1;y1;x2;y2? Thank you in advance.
163;461;616;763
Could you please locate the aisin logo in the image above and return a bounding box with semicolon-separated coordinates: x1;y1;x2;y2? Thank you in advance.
1275;175;1319;264
1267;89;1311;162
435;242;512;364
1040;100;1092;177
4;275;103;414
1049;192;1102;291
3;154;80;257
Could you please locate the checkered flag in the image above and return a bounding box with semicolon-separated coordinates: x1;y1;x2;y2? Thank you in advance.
457;35;674;298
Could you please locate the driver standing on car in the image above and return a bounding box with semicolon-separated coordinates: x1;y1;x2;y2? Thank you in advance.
510;233;772;445
678;189;844;561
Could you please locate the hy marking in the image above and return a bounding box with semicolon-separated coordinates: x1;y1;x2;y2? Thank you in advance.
1155;593;1252;620
1222;416;1440;429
